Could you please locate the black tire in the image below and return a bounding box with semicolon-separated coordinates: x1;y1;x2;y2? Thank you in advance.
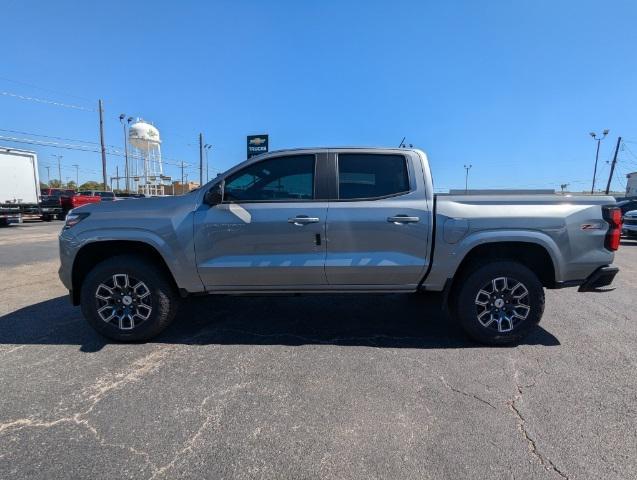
80;255;179;342
454;260;544;345
42;215;52;222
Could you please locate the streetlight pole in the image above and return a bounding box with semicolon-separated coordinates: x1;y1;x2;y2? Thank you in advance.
72;164;79;187
119;114;131;193
45;166;50;185
464;164;472;194
590;129;609;194
204;144;212;183
52;154;63;187
199;133;205;185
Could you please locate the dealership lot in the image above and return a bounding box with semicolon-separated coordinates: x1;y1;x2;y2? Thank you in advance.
1;222;636;479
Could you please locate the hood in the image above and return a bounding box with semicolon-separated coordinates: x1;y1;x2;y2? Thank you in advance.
74;194;198;215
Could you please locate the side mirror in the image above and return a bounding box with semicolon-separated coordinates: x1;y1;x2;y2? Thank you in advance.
204;181;224;206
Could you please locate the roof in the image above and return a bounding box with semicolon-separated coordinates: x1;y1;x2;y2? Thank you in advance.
247;146;423;160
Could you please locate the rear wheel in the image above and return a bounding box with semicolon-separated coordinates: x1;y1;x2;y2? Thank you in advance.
454;261;544;345
80;255;179;341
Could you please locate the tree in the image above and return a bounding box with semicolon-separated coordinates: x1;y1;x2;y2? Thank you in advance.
78;181;105;191
48;179;62;188
66;181;77;190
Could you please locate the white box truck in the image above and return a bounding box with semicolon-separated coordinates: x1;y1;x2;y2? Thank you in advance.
0;147;40;226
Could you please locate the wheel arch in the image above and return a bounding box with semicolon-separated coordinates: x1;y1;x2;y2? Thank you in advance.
452;241;557;291
71;240;180;305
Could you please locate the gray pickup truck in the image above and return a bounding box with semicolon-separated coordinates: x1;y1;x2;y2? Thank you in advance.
58;148;622;345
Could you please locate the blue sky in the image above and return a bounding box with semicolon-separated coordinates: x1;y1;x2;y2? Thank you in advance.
2;0;637;192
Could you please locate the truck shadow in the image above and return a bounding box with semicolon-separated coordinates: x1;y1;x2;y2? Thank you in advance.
0;293;560;352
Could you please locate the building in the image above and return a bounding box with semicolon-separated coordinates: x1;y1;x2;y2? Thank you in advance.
627;172;637;197
164;181;200;195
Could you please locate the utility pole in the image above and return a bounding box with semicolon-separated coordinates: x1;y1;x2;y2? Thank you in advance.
605;137;622;195
52;154;63;186
590;129;609;194
116;166;120;191
72;164;79;186
45;166;50;185
98;99;108;190
464;164;472;194
199;133;204;185
180;161;186;195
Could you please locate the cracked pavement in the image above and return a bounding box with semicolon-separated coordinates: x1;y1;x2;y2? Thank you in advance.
1;222;636;479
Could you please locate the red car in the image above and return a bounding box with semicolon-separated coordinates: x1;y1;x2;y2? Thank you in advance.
60;191;103;212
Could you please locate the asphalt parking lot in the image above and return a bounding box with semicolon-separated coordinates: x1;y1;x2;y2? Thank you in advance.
1;221;636;479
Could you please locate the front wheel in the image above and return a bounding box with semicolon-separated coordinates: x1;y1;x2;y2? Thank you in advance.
80;255;179;341
454;261;544;345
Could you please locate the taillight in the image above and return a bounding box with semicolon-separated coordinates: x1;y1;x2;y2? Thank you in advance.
602;206;622;251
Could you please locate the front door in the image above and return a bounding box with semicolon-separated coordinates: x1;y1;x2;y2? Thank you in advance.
194;153;327;288
325;152;431;286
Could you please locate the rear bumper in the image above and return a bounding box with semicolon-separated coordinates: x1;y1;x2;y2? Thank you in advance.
577;266;619;292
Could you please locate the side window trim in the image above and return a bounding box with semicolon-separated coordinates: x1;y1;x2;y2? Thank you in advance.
221;154;319;204
334;153;413;201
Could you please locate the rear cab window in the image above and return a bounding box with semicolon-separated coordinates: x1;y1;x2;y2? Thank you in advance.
337;153;410;200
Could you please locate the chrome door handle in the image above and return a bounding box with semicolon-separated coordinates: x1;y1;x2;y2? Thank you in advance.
288;215;320;226
387;215;420;224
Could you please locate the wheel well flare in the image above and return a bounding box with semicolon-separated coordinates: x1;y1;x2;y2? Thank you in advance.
71;241;176;305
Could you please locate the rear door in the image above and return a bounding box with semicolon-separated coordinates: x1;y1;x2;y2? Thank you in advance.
194;152;329;288
325;151;431;286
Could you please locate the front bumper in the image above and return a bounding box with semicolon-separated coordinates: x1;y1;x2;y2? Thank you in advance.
578;265;619;292
58;228;78;291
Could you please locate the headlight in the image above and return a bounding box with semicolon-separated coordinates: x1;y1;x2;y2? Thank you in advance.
64;212;90;229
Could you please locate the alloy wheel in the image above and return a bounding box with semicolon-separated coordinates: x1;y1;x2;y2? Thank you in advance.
94;273;152;330
474;276;530;333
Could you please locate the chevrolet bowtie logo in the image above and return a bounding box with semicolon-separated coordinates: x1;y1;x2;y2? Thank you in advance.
249;137;266;146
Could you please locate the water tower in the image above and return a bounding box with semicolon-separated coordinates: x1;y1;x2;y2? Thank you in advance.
128;120;167;195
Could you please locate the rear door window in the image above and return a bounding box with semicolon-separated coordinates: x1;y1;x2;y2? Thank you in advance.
337;153;410;200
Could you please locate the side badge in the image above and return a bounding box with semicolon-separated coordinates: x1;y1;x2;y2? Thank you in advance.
581;223;602;230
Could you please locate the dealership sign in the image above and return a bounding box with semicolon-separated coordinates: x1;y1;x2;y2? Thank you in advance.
247;134;269;158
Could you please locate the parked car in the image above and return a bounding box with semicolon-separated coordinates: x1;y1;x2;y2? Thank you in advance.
622;210;637;238
114;193;146;199
60;192;102;214
79;191;116;201
59;148;621;345
39;188;76;221
617;199;637;216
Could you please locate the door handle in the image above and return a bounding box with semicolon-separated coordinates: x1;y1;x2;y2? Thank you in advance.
288;215;320;226
387;215;420;224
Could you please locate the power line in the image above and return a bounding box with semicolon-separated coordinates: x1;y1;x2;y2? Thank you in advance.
1;91;94;111
0;127;102;146
0;75;94;102
0;134;220;173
